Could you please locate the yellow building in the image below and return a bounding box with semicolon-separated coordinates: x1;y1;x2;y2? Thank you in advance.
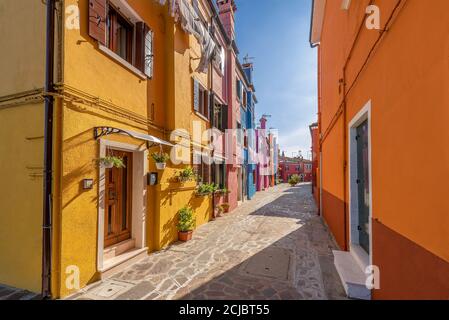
0;0;222;298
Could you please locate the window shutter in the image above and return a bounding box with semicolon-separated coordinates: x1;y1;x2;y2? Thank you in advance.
193;79;200;112
209;92;215;126
135;23;153;78
89;0;107;45
135;22;145;71
221;104;228;131
144;27;154;78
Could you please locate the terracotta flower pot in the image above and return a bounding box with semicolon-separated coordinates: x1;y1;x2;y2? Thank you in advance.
178;231;193;242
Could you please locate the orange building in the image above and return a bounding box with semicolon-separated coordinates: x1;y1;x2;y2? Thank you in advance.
310;0;449;299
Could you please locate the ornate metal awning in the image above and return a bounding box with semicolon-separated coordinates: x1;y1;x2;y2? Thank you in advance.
94;127;174;149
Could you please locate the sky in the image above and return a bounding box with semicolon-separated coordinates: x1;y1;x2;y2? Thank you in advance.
233;0;317;159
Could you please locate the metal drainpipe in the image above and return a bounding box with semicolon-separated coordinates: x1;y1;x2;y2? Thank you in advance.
42;0;55;299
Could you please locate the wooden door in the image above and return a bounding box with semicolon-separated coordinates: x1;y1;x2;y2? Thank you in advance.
104;151;132;248
356;120;370;254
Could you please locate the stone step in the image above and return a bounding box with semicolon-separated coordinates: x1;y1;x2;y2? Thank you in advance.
333;250;371;300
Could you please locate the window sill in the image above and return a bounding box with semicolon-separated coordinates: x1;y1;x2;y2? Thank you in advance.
194;111;210;123
98;44;148;81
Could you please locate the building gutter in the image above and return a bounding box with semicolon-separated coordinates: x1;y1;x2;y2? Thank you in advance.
42;0;56;299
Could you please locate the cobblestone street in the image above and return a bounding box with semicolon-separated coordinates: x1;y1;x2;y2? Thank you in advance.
69;184;346;300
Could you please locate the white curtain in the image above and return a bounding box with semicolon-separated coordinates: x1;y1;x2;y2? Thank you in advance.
155;0;217;74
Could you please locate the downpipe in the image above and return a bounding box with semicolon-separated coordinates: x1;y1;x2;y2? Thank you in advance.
42;0;55;299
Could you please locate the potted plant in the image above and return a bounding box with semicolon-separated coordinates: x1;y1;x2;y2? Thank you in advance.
215;205;225;218
178;167;196;183
196;183;218;197
288;174;300;187
221;203;230;213
177;206;196;242
98;156;126;169
151;152;170;170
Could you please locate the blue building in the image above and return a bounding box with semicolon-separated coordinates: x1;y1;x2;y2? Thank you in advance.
242;62;257;200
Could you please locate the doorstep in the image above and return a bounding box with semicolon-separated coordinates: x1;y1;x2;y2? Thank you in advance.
100;247;148;280
333;250;371;300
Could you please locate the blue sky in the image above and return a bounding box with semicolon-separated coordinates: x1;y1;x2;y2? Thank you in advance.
234;0;317;159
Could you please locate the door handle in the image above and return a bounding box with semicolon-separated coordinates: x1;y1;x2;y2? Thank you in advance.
357;225;362;231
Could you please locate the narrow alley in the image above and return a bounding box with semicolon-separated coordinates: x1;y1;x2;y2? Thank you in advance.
69;184;346;300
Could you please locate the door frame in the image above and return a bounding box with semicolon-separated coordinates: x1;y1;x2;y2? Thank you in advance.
97;139;148;271
348;100;373;269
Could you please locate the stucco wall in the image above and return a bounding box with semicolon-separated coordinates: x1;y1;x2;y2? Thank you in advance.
318;0;449;298
0;0;47;293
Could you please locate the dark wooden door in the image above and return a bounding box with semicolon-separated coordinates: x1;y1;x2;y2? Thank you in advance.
104;151;132;248
356;120;370;254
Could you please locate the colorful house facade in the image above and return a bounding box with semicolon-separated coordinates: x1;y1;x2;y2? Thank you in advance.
0;0;266;299
310;0;449;299
243;62;257;200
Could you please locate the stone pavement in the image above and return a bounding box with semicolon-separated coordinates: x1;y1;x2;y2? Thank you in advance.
69;183;346;300
0;285;40;300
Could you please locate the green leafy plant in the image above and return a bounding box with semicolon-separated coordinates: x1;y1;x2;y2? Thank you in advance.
98;156;126;169
216;203;230;214
177;206;196;232
178;167;196;182
215;187;231;195
288;174;300;186
151;152;170;163
196;183;219;196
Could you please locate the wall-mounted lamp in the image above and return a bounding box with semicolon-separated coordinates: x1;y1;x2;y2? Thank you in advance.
147;172;158;186
83;179;94;190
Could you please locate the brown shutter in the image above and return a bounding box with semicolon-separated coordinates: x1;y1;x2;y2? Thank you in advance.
89;0;107;45
135;22;145;71
221;104;228;131
135;22;154;78
209;92;215;126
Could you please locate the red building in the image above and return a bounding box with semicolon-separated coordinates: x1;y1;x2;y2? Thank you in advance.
279;155;312;183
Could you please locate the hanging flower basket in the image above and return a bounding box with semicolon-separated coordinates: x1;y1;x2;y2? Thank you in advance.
151;151;170;171
98;156;125;169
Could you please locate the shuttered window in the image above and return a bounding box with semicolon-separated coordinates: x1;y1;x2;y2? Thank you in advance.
89;0;154;78
193;79;209;119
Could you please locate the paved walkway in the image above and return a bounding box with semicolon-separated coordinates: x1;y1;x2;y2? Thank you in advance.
70;184;346;300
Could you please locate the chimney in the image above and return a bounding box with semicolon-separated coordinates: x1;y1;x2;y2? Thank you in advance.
216;0;237;40
260;117;267;130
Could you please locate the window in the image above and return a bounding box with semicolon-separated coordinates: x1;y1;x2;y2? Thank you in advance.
243;89;247;107
236;80;242;100
253;169;256;185
107;6;133;63
237;122;243;145
193;79;209;119
198;86;209;119
88;0;154;78
193;153;210;184
213;164;226;189
213;101;228;132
